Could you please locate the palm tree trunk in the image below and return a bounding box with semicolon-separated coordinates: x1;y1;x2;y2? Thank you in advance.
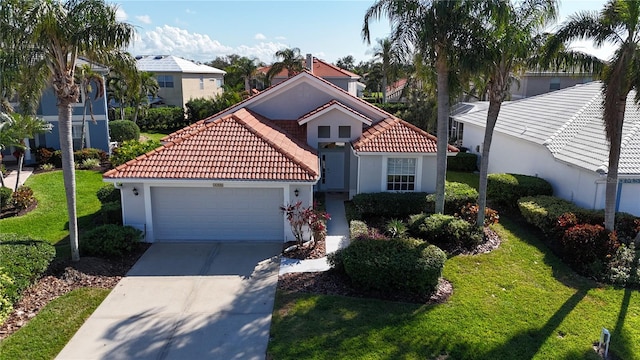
245;77;251;93
382;76;388;104
435;52;449;214
58;102;80;261
80;102;88;149
14;152;23;192
604;100;625;231
133;106;139;123
477;98;502;227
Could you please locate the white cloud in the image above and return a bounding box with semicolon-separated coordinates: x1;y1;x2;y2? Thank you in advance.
115;7;127;21
129;25;288;62
254;33;267;40
135;15;152;24
185;8;196;14
275;36;286;41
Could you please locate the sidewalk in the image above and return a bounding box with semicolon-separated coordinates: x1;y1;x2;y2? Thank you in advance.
1;166;34;190
279;192;350;275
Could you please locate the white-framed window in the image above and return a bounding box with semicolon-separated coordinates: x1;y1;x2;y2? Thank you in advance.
387;158;416;191
157;75;174;88
199;76;204;90
216;78;223;87
72;124;85;150
338;125;351;138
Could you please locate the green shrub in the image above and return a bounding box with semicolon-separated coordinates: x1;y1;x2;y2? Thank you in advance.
109;120;140;143
110;139;161;166
447;152;478;172
410;213;483;249
35;147;56;165
80;225;142;258
51;150;63;168
74;148;108;163
425;181;478;214
488;173;553;207
97;183;121;205
136;106;186;131
327;248;346;273
0;187;13;208
12;186;35;210
351;192;429;219
0;235;55;304
350;220;369;240
79;158;101;169
100;201;122;225
457;203;500;227
517;196;579;236
0;269;13;324
386;219;407;238
0;164;6;176
341;238;446;296
606;243;640;287
39;163;55;171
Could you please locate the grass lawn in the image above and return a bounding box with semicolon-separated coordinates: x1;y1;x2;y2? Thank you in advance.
0;288;109;360
0;170;104;250
268;171;640;359
140;130;171;143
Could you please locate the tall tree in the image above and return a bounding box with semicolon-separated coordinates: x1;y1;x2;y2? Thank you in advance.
3;113;50;191
74;63;104;149
549;0;639;230
372;37;402;103
267;47;304;80
230;56;258;93
131;71;159;123
335;55;356;72
1;0;134;261
474;0;559;226
363;0;480;213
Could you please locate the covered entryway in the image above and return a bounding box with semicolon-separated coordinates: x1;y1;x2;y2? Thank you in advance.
151;187;284;241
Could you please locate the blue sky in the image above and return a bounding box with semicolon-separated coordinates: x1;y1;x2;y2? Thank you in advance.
113;0;614;65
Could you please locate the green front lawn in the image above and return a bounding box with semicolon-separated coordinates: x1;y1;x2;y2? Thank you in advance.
268;171;640;359
140;130;171;143
0;170;104;247
0;288;109;360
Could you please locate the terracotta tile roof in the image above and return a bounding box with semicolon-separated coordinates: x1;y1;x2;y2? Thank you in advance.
353;117;459;153
258;58;360;79
298;99;373;125
271;120;307;143
104;108;319;181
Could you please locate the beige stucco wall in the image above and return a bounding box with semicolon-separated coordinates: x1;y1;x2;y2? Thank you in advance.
181;73;224;106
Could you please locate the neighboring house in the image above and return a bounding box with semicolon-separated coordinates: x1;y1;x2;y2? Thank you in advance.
454;81;640;216
508;71;593;100
135;55;226;108
2;58;111;163
386;78;408;103
104;71;457;242
259;54;364;97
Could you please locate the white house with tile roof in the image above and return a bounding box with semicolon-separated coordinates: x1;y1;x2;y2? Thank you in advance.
454;81;640;216
104;71;457;243
135;55;226;108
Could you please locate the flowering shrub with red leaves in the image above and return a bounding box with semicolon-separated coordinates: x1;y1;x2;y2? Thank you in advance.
456;203;499;227
280;201;331;247
560;223;619;274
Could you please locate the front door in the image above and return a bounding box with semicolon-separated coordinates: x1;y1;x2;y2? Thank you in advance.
322;152;345;191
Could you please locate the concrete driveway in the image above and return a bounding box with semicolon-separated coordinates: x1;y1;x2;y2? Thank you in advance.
56;242;281;360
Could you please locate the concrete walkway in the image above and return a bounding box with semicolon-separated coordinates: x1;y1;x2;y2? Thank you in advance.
279;192;350;275
1;166;34;190
56;242;281;360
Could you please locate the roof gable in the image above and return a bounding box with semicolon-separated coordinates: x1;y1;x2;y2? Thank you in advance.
353;117;458;153
298;100;373;126
259;57;360;79
136;55;226;74
104;108;318;181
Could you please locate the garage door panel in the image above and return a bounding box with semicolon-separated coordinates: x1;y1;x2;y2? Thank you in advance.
151;187;284;241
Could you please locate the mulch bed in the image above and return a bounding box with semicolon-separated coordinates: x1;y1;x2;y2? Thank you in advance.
0;244;150;340
0;200;38;219
282;237;326;260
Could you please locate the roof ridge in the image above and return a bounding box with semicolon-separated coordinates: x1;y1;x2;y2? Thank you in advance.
543;91;602;153
232;110;319;178
314;58;360;78
298;99;373;124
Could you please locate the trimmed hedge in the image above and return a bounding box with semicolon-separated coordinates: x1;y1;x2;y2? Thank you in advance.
100;201;123;225
0;269;13;324
351;192;429;219
80;225;142;258
0;235;55;304
340;238;446;296
109;120;140;143
518;195;578;236
488;173;553;207
96;183;121;205
425;181;478;215
447;152;478;172
35;147;106;168
135;107;186;131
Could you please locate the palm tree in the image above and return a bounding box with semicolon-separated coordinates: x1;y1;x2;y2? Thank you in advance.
0;112;14;188
549;0;640;231
3;113;50;191
2;0;134;261
75;63;104;149
106;71;129;120
372;37;402;103
229;56;258;94
473;0;559;226
131;71;159;123
363;0;480;213
267;47;304;80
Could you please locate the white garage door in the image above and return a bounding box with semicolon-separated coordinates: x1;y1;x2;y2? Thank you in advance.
151;187;284;241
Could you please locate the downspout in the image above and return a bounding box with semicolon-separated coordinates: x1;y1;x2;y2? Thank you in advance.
352;145;361;196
